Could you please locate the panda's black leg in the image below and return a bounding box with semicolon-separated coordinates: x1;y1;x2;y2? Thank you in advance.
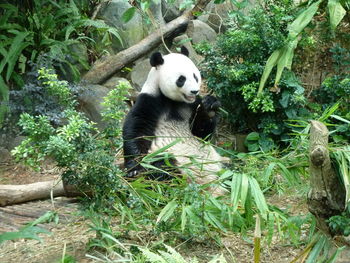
145;159;179;181
190;95;220;140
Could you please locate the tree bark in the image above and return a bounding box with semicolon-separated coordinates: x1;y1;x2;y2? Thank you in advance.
82;0;211;84
307;120;345;221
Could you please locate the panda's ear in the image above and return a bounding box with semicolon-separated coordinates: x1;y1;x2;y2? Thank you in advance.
150;52;164;67
180;46;189;57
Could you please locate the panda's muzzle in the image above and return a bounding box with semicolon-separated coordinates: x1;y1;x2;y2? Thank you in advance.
183;93;197;103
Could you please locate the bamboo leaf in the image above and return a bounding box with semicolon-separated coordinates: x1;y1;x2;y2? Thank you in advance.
288;0;321;38
181;205;188;232
305;235;327;263
140;248;167;263
156;199;178;223
258;49;282;94
274;38;298;86
122;7;137;23
142;138;181;161
240;173;249;207
230;172;242;213
0;76;9;126
249;177;268;219
328;0;346;31
262;163;276;184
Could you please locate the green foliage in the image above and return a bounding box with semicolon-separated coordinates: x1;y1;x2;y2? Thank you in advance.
198;2;310;149
0;0;122;125
328;212;350;236
312;45;350;141
0;211;57;244
259;0;348;92
12;68;130;203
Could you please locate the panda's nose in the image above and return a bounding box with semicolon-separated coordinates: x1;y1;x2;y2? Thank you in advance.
191;90;199;95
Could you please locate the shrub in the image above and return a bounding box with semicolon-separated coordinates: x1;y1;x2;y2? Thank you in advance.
12;68;130;203
197;1;310;150
312;45;350;141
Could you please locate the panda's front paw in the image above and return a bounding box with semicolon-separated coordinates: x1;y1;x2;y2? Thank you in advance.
125;160;144;178
202;95;221;113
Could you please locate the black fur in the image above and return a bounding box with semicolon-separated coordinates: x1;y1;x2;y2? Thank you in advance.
176;75;186;87
180;46;189;57
122;92;220;179
150;52;164;67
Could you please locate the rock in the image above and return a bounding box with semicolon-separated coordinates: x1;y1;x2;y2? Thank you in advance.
0;147;11;162
172;34;203;65
149;1;165;26
130;59;152;91
103;77;130;90
78;85;110;129
198;1;233;33
161;0;184;22
186;20;217;44
59;43;89;82
8;136;26;151
98;0;145;51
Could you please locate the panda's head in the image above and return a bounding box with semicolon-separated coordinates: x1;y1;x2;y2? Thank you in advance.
149;46;201;103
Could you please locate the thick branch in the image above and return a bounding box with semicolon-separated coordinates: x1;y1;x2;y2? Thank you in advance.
307;120;345;219
0;181;65;206
0;180;89;206
82;0;210;84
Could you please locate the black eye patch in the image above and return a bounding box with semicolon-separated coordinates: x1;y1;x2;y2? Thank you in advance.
176;75;186;87
193;73;198;83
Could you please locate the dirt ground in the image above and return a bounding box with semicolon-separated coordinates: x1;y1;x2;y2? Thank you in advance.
0;160;349;263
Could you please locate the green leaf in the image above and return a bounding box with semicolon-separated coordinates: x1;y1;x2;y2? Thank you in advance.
240;173;249;207
156;199;178;223
230;173;242;213
274;38;298;86
122;7;137;23
0;76;9;127
0;226;51;244
305;235;327;263
204;212;226;231
249;177;268;219
142;138;181;161
258;48;282;94
181;205;188;231
288;0;321;38
328;0;346;31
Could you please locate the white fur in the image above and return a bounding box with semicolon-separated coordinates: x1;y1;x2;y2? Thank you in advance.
141;53;201;103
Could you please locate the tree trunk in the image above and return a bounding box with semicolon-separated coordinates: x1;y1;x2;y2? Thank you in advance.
82;0;211;84
307;120;345;221
0;180;65;206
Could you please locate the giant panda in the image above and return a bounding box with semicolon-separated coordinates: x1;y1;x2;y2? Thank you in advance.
122;47;227;196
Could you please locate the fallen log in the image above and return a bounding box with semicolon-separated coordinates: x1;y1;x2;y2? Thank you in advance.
82;0;210;84
0;180;65;206
307;120;345;223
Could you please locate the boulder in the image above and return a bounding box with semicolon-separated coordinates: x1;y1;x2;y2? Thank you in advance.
130;59;152;91
198;1;233;32
172;34;203;65
78;85;110;129
60;43;89;82
149;0;165;26
98;0;145;51
161;0;184;22
0;147;11;162
186;20;217;44
103;77;130;90
8;136;26;151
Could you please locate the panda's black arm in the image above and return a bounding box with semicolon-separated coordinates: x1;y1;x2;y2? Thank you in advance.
122;94;160;172
190;95;220;140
